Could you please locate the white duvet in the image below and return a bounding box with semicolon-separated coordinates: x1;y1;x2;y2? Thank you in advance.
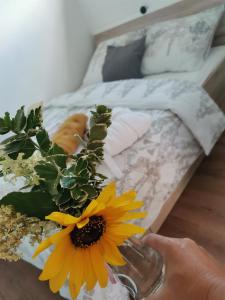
1;78;225;300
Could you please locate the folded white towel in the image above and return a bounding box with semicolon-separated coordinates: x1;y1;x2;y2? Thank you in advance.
103;108;151;178
104;108;151;156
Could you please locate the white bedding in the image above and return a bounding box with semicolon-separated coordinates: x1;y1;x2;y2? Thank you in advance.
1;78;225;300
145;46;225;85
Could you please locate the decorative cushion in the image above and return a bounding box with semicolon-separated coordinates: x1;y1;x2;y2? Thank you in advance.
82;29;146;87
102;37;145;82
141;5;225;75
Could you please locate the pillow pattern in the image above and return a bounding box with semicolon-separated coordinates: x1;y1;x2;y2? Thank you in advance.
102;37;146;82
82;29;146;87
141;5;225;75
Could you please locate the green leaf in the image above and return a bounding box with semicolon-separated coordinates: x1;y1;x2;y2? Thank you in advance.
25;106;42;131
1;133;26;144
96;173;107;180
54;190;71;206
45;180;60;196
89;124;107;141
2;133;36;159
60;176;77;189
87;140;104;151
70;188;83;200
4;112;11;128
70;189;88;204
0;191;58;219
75;158;88;174
81;185;98;199
79;169;89;179
48;144;67;168
35;162;59;181
0;118;9;134
12;106;26;133
36;129;51;153
91;105;112;127
96;105;111;114
0;112;12;135
76;176;89;185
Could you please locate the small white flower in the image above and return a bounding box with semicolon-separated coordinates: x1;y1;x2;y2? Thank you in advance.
0;151;43;186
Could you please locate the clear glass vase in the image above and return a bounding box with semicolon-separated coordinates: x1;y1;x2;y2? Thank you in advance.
113;238;165;299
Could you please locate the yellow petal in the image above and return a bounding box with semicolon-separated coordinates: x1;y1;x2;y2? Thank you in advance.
108;223;146;237
119;201;144;211
39;236;72;281
89;202;106;216
50;225;74;244
100;237;126;266
113;190;137;205
69;281;79;300
101;207;126;222
69;249;85;298
96;182;116;205
35;225;73;259
90;244;108;288
82;200;98;218
69;280;80;300
33;227;72;258
49;241;74;293
33;238;52;258
82;200;106;219
118;211;148;222
83;248;97;291
77;218;89;229
46;212;80;226
104;231;127;245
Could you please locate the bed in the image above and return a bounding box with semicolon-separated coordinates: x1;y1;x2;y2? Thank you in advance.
141;45;225;232
91;0;225;233
39;0;225;234
1;1;225;300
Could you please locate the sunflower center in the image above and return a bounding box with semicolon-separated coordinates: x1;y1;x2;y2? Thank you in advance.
70;216;106;248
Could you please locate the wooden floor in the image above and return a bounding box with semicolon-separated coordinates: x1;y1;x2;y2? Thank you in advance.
159;131;225;263
1;132;225;299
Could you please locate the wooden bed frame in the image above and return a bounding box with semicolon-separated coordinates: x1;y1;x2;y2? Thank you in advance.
95;0;225;232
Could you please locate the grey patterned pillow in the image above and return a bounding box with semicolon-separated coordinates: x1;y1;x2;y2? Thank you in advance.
102;37;145;82
142;5;225;75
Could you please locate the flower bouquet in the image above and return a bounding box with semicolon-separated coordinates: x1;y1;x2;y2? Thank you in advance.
0;105;163;299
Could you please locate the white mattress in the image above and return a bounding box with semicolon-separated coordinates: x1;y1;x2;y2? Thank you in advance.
145;46;225;86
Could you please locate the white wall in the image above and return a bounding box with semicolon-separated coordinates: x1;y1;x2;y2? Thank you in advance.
78;0;182;34
0;0;94;114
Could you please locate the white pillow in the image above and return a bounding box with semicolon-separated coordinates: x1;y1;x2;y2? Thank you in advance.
141;5;225;75
82;29;146;87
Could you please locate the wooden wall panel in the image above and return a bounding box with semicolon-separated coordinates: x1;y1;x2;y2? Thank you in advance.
95;0;225;45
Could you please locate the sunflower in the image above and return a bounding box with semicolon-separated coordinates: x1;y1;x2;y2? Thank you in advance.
33;182;147;299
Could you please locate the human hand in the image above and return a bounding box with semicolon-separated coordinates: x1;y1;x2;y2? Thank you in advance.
144;234;225;300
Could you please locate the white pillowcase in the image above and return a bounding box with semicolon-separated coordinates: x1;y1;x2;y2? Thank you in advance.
82;29;146;87
141;5;225;75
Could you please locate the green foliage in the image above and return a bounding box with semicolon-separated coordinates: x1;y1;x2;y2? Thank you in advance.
36;129;51;153
47;144;67;169
25;106;43;132
0;104;112;219
13;107;27;133
35;162;59;181
0;106;43;159
0;191;58;220
54;105;112;216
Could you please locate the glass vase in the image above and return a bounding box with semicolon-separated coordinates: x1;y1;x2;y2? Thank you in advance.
113;238;165;299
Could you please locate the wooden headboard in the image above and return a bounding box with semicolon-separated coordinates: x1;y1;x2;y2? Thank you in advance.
95;0;225;46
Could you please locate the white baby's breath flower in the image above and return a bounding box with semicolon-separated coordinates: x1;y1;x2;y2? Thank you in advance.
0;151;43;186
0;205;57;261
